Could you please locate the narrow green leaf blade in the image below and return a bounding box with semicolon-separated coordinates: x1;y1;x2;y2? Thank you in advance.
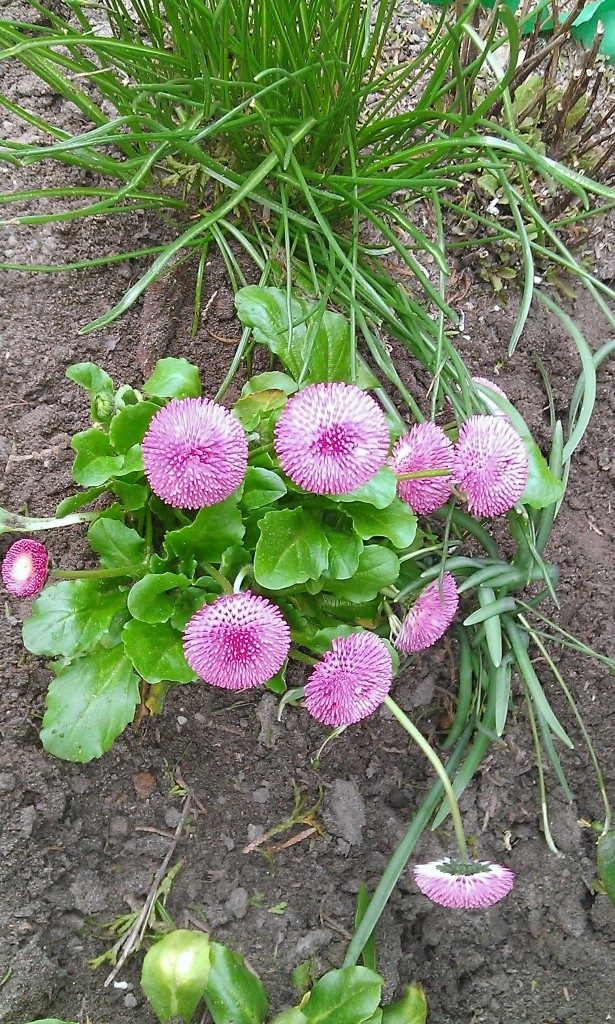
40;645;139;762
598;831;615;907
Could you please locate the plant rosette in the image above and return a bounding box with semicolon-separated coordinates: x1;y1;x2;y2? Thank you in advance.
5;288;563;764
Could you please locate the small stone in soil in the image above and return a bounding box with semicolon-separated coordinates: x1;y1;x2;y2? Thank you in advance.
226;887;249;919
164;807;182;829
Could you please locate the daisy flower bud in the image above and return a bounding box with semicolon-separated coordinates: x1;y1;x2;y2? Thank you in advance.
2;539;48;597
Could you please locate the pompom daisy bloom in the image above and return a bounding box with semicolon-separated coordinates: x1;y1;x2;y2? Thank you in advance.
183;591;290;690
142;397;248;509
305;632;393;727
274;382;390;495
413;858;515;909
389;422;453;514
2;539;48;597
395;572;459;653
472;376;508;418
453;415;528;517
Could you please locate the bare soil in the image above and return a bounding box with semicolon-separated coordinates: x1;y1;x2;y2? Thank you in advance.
2;35;615;1024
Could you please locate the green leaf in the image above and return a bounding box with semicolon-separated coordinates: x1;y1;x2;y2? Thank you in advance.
241;467;287;510
309;624;361;654
597;831;615;908
269;1012;308;1024
122;619;196;683
128;573;190;624
381;985;428;1024
323;524;363;580
355;884;377;973
71;429;124;486
521;440;565;509
143;357;202;399
66;361;113;395
302;966;382;1024
254;508;330;589
348;498;417;547
55;486;106;517
572;1;615;63
87;517;146;569
242;372;298;396
23;580;127;658
141;930;212;1024
114;442;144;476
109;401;159;452
170;587;211;631
326;546;400;603
40;645;139;762
203;940;269;1024
112;478;150;511
236;286;356;384
233;389;288;430
164;498;245;563
334;468;398;509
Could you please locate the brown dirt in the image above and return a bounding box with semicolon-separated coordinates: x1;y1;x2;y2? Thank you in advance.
2;36;615;1024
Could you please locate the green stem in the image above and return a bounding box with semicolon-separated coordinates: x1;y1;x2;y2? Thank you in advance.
0;507;99;535
202;562;233;594
52;565;144;580
396;468;452;481
384;695;468;860
288;649;318;665
343;722;472;968
248;442;275;459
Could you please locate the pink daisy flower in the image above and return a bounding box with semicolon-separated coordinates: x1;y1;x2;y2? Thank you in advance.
472;376;508;418
183;590;290;690
142;397;248;509
453;415;528;517
413;858;515;909
395;572;459;653
305;632;393;727
2;539;48;597
389;422;453;513
274;383;389;495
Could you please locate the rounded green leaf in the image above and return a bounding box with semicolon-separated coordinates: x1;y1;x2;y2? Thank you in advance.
88;517;146;569
55;486;106;517
164;498;245;564
143;357;202;399
348;498;417;547
71;428;124;486
302;966;382;1024
203;940;269;1024
109;401;159;452
66;361;113;395
598;831;615;907
254;508;330;589
112;479;150;511
269;1012;308;1024
122;619;196;683
382;985;427;1024
323;526;363;581
241;467;287;510
334;469;397;510
242;372;298;396
127;573;190;623
40;645;139;762
326;546;400;603
23;580;127;658
141;930;212;1024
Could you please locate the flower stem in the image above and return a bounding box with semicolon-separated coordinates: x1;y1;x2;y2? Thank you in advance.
384;695;468;861
202;562;233;594
52;565;145;580
248;442;275;459
288;649;317;665
0;507;99;536
396;468;452;481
